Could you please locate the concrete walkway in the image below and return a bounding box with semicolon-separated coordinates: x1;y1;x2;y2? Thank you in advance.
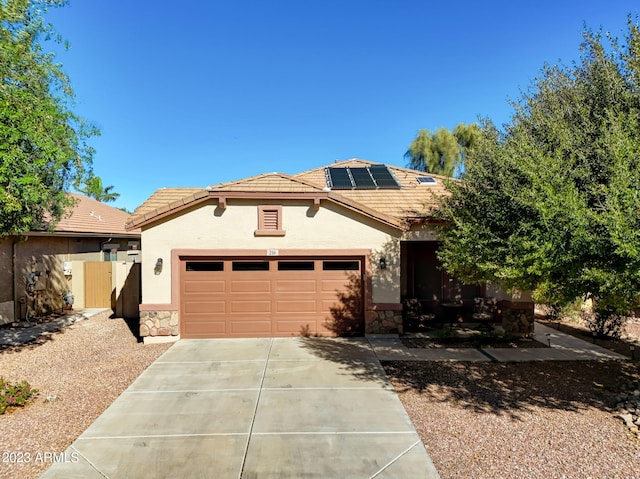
368;322;628;362
40;337;440;479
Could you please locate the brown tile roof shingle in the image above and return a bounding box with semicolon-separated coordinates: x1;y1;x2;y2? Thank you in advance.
294;159;450;220
51;193;140;235
131;188;205;219
207;173;325;193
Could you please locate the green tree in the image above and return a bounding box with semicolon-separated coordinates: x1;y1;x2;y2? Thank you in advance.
436;18;640;320
404;123;479;177
77;175;120;203
0;0;99;236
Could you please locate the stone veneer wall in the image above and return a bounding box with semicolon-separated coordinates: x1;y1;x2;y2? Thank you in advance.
140;310;179;337
367;309;403;335
499;301;535;336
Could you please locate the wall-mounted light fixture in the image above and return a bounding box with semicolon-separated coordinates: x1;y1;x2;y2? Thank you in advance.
154;258;163;275
379;257;387;270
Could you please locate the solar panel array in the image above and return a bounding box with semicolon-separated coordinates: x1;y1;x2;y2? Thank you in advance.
325;165;401;190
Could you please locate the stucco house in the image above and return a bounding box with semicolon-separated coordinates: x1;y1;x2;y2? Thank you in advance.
128;159;533;342
0;193;141;324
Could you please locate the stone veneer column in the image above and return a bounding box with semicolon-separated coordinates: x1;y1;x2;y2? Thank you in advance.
139;310;179;338
366;309;403;335
499;301;535;336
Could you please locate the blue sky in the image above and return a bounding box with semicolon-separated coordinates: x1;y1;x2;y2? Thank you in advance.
45;0;639;212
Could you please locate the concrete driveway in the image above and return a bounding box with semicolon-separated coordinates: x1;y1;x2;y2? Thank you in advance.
40;337;439;479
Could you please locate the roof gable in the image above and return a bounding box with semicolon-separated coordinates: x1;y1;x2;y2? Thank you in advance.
207;172;325;193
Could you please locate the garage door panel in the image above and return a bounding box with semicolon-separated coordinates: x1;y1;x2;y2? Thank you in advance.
230;320;272;334
274;280;317;293
321;278;355;293
184;301;226;314
275;300;317;313
275;320;317;334
230;280;271;293
230;300;272;313
183;280;225;293
321;299;345;311
183;321;227;336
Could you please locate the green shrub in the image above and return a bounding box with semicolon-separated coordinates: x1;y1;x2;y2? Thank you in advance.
582;308;627;340
0;377;38;414
545;298;584;321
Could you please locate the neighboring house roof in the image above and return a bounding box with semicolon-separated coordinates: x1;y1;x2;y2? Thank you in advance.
37;193;140;237
127;159;450;231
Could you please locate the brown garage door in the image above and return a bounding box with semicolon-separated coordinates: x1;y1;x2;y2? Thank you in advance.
180;257;364;338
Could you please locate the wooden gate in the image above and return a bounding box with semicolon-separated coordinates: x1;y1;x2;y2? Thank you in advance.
84;262;113;308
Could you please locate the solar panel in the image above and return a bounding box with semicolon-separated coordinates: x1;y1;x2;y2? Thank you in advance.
417;176;436;184
325;164;401;189
350;167;377;188
369;164;401;188
327;167;353;189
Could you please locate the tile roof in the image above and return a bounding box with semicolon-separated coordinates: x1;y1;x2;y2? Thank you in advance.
131;188;205;219
49;193;140;236
206;172;325;193
294;159;450;220
127;159;451;231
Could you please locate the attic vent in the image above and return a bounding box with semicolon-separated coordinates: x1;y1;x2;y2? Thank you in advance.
417;176;437;185
255;205;285;237
262;209;279;229
325;164;401;190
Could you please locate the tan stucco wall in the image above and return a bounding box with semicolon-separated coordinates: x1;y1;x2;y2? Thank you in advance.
141;199;407;305
0;238;13;303
401;225;439;242
114;262;141;319
0;238;14;324
70;260;85;309
2;235;138;320
12;237;76;319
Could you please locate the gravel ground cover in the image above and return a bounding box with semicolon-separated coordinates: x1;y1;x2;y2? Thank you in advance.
383;360;640;479
0;311;170;479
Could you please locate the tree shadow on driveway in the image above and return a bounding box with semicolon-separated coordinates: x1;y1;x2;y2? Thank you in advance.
295;337;392;387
